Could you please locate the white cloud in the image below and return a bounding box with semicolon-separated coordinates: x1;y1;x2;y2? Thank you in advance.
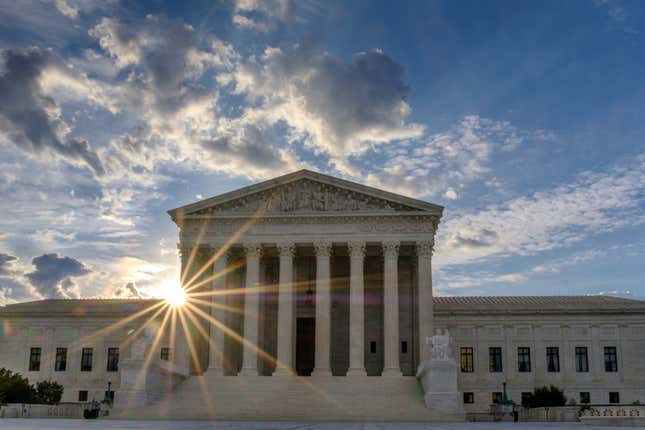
437;154;645;267
444;188;458;200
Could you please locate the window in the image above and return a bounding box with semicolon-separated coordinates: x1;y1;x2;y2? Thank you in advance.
81;348;93;372
369;341;377;354
460;347;474;372
78;390;88;402
546;347;560;372
29;347;41;371
55;347;67;372
521;392;532;407
575;347;589;372
463;392;474;404
604;346;618;372
580;392;590;404
160;347;171;361
107;347;119;372
105;390;115;404
401;341;408;354
609;392;620;404
489;347;503;372
518;347;531;372
492;392;503;404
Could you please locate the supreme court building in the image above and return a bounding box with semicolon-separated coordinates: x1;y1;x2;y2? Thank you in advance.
1;170;645;421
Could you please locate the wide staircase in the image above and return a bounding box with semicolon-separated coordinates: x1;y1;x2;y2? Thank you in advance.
114;370;463;421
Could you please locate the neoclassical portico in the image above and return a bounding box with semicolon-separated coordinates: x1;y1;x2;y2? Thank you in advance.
168;170;443;378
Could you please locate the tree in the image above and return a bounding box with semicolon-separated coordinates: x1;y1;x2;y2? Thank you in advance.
35;380;64;405
0;368;37;403
521;385;567;408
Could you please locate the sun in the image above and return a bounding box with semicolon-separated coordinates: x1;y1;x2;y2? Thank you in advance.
160;283;187;307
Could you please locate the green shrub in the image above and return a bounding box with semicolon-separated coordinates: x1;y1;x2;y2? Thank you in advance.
35;380;64;405
521;385;567;408
0;368;37;403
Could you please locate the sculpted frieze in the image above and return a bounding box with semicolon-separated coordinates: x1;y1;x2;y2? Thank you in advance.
191;179;417;214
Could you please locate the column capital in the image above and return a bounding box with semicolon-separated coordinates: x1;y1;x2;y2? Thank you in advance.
382;240;400;258
347;240;366;259
313;240;333;257
416;240;434;257
277;242;296;258
243;243;263;258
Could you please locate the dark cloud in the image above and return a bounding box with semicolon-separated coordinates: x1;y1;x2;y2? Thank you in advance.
447;228;499;249
115;282;142;298
0;253;17;275
234;44;423;172
0;48;105;175
202;125;285;171
25;253;90;298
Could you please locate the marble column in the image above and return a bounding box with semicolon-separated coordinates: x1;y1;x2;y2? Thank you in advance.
208;246;227;374
347;241;367;376
313;240;333;376
274;242;296;376
416;241;434;366
591;325;602;382
240;243;262;376
382;240;402;376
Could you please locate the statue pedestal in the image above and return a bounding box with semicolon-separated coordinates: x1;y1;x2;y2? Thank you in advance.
417;360;464;415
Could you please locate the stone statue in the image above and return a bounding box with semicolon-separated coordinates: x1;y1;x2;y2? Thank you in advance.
430;328;452;361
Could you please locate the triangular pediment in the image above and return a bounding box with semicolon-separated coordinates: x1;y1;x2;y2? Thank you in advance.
168;170;443;218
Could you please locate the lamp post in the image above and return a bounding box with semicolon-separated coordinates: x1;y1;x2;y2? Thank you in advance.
106;379;112;405
502;381;508;404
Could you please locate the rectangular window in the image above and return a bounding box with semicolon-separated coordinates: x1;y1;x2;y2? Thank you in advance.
463;392;474;404
29;347;41;371
55;347;67;372
460;347;474;372
575;347;589;372
81;348;93;372
492;392;503;404
107;347;119;372
609;392;620;404
78;390;88;402
105;390;115;403
401;341;408;354
580;392;590;404
521;392;532;407
489;347;503;372
604;346;618;372
369;341;377;354
546;347;560;372
160;347;171;361
518;347;531;372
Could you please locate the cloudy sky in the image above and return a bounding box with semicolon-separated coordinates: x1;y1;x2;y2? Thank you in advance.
0;0;644;305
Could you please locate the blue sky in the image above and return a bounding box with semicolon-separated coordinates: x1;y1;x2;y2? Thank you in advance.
0;0;643;304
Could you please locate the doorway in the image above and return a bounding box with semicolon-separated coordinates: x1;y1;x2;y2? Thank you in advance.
296;317;315;376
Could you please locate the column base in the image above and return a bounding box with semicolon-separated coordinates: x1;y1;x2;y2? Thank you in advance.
207;366;224;376
312;368;333;377
381;368;403;377
238;367;259;376
272;367;295;377
346;368;367;377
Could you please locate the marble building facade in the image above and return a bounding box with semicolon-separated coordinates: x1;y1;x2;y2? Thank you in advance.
1;170;645;420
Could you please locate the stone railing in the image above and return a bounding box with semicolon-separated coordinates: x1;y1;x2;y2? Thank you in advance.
579;404;645;427
0;403;86;418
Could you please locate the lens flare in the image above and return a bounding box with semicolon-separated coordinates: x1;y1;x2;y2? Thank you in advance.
160;283;187;307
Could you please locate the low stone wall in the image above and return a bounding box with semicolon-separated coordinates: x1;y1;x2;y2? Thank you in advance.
579;404;644;427
0;403;85;418
519;406;580;422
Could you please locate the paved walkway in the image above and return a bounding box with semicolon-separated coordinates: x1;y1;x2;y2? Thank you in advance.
0;420;633;430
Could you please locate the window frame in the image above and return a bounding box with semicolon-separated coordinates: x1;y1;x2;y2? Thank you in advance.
106;347;119;372
78;390;88;402
489;347;503;372
575;346;589;373
609;392;620;404
29;347;41;371
580;392;590;404
517;347;531;372
460;347;474;373
463;392;474;404
81;347;93;372
54;347;67;372
492;392;503;404
604;346;618;372
160;347;171;361
546;346;560;372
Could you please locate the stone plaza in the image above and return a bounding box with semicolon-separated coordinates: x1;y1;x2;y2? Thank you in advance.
1;170;645;421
